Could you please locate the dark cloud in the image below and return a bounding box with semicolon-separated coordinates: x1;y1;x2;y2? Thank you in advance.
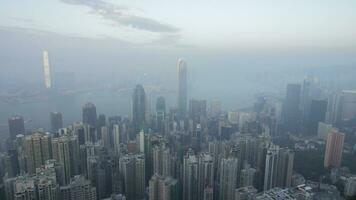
60;0;179;33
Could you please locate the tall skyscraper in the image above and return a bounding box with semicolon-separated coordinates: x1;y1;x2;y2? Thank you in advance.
324;130;345;168
8;116;25;140
132;84;146;130
82;102;97;127
263;146;279;191
119;154;145;200
183;151;198;200
177;59;187;118
197;153;214;200
282;84;301;134
189;99;207;123
264;145;294;191
156;96;166;134
307;99;327;135
43;50;52;89
52;135;80;185
113;124;121;155
50;112;63;133
219;157;238;200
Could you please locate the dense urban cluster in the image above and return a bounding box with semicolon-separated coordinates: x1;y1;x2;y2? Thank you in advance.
1;59;356;200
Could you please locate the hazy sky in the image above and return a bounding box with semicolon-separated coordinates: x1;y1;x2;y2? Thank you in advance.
1;0;356;49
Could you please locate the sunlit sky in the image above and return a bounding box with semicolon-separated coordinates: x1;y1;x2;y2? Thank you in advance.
1;0;356;49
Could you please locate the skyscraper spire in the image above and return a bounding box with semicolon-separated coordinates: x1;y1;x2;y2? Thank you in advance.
43;50;52;89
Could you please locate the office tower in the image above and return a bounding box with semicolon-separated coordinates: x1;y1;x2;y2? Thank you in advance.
344;177;356;198
113;124;120;155
156;96;166;133
330;90;356;124
177;58;188;118
235;186;257;200
189;99;207;123
60;175;97;200
324;130;345;168
8;116;25;140
183;151;198;200
240;166;256;187
43;50;52;89
197;153;214;200
82;102;97;127
282;84;301;134
50;112;63;133
119;154;145;200
149;174;179;200
219;157;238;200
307;99;327;135
132;84;146;130
317;122;333;140
209;99;221;118
24;132;51;174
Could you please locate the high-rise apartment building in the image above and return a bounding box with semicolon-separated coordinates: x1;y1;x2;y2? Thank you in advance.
24;132;51;174
219;157;238;200
324;130;345;168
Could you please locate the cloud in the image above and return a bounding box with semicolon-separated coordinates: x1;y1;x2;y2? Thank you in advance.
60;0;179;33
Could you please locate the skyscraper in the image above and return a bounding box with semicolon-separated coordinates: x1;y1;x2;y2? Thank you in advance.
132;84;146;130
8;116;25;140
263;145;294;191
60;175;97;200
82;102;97;127
43;50;52;89
263;146;279;191
197;153;214;200
156;96;166;134
330;90;356;124
119;154;145;200
183;151;198;200
324;129;345;168
282;84;301;134
219;157;238;200
50;112;63;133
307;99;327;135
149;174;179;200
177;59;187;118
24;132;51;174
189;99;207;123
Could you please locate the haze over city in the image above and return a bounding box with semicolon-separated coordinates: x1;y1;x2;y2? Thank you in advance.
0;1;356;200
